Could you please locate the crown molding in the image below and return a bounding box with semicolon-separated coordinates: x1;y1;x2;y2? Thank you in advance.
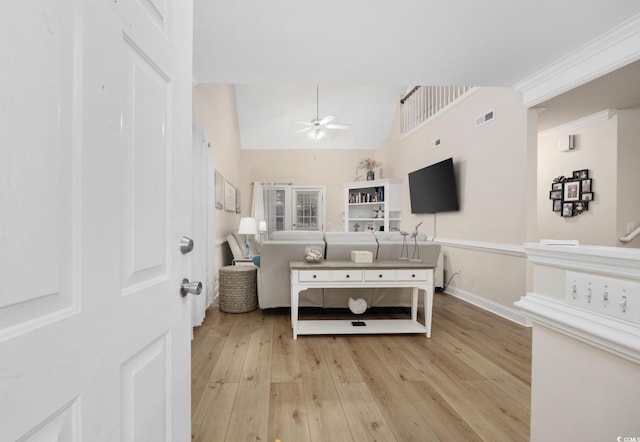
515;13;640;107
538;109;617;138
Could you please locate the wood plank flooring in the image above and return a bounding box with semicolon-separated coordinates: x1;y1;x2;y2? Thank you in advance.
191;292;532;441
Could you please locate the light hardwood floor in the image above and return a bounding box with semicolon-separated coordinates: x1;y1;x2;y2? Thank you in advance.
191;292;532;441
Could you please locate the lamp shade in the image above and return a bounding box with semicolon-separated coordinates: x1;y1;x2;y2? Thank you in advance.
258;221;267;233
238;217;257;235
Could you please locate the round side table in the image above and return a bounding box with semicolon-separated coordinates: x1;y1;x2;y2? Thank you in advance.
219;265;257;313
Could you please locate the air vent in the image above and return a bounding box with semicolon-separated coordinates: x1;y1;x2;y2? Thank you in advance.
476;110;495;127
431;138;441;148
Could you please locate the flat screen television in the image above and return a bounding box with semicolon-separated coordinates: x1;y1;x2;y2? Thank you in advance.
408;157;459;213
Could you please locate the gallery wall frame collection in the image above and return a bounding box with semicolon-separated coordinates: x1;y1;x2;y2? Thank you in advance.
549;169;595;217
215;169;241;214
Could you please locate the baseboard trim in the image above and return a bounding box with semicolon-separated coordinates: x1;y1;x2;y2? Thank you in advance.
444;286;531;327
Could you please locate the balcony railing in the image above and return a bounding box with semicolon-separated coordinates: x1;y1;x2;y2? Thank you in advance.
400;86;474;136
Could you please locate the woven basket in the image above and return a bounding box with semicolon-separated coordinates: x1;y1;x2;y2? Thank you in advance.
219;265;257;313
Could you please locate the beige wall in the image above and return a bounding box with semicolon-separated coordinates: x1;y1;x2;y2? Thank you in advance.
239;149;387;232
376;87;531;318
617;109;640;248
537;109;640;247
537;114;618;245
192;84;243;293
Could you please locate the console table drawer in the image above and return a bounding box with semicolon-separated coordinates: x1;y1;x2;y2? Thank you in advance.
298;270;332;282
396;269;429;281
332;270;363;281
364;270;396;281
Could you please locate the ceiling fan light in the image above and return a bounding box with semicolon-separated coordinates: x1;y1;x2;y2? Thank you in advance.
311;129;325;139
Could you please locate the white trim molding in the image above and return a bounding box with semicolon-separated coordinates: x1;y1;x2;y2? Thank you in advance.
515;13;640;107
517;243;640;363
434;237;526;258
516;293;640;364
524;242;640;281
445;286;531;327
538;109;617;138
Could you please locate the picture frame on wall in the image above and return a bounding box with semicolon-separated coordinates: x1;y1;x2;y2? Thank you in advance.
573;169;589;180
224;180;236;212
553;199;562;212
582;192;594;201
235;188;241;214
574;201;588;213
563;181;580;202
214;170;224;209
562;202;574;217
582;179;592;193
551;182;563;191
549;190;563;200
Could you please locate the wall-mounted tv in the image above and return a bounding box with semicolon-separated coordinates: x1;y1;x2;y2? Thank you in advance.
408;157;459;214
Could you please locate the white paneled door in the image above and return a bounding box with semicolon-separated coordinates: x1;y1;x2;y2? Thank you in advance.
0;1;193;440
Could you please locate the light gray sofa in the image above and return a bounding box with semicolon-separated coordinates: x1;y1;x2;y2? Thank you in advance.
256;231;326;309
225;230;442;310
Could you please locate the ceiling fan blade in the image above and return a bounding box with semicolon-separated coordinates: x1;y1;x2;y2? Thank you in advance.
318;115;335;125
292;120;314;126
326;123;351;130
294;127;312;134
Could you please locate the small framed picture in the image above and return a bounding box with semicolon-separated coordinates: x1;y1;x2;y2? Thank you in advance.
582;192;594;201
214;170;224;209
549;190;563;200
573;169;589;180
553;199;562;212
562;202;574;217
551;182;563;191
563;181;580;202
582;179;592;193
574;201;588;213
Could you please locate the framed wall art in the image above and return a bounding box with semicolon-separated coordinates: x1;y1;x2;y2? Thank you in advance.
214;170;224;209
224;180;236;212
549;169;595;217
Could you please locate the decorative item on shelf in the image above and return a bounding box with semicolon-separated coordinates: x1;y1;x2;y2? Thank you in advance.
238;217;257;257
549;169;595;217
348;297;367;314
410;222;423;262
353;222;360;232
399;230;409;260
304;246;323;263
357;158;381;181
366;223;375;232
377;206;384;218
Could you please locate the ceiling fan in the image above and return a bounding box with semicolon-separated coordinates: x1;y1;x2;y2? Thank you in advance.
293;85;351;139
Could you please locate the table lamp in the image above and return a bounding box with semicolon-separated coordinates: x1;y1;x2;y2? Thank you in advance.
238;217;257;257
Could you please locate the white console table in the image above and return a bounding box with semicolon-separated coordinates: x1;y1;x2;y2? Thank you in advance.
289;260;434;339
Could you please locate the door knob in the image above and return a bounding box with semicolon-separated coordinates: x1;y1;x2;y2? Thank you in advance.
180;278;202;297
180;236;194;254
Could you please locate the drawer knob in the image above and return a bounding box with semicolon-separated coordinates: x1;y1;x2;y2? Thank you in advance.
412;274;416;278
346;274;350;278
379;274;383;278
313;275;317;279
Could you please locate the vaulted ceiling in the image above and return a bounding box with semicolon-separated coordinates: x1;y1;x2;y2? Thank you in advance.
193;1;640;149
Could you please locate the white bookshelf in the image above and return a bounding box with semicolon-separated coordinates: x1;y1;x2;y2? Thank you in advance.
344;178;402;233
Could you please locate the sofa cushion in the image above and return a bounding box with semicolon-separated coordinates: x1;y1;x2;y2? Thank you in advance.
374;231;428;242
324;231;377;243
270;230;325;241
